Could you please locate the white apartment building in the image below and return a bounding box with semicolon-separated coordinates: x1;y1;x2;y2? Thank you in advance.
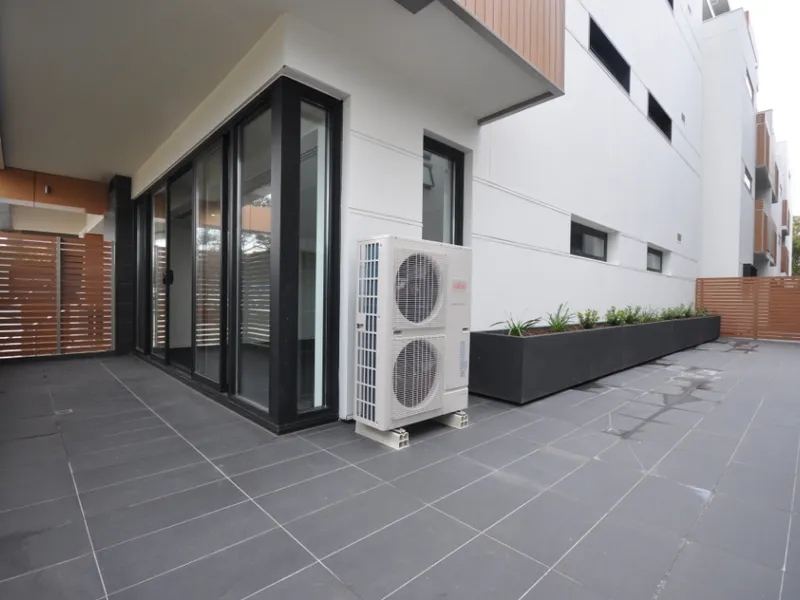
0;0;791;430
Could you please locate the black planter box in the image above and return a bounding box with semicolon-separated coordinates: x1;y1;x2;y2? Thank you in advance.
469;317;721;405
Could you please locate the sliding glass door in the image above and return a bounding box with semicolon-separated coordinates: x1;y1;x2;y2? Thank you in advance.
151;188;167;358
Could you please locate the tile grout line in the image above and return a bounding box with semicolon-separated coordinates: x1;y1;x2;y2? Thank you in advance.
778;425;800;600
0;552;95;586
98;362;345;588
67;463;111;600
517;373;749;600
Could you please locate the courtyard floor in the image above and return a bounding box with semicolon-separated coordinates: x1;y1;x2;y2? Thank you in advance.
1;338;799;599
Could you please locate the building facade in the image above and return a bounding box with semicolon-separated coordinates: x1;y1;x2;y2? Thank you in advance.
0;0;792;431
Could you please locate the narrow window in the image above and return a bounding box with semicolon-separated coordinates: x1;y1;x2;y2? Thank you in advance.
647;247;664;273
743;167;753;192
571;222;608;261
745;72;755;102
648;93;672;141
589;20;631;93
422;137;464;245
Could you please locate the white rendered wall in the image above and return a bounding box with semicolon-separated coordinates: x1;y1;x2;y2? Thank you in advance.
471;0;701;329
700;9;758;277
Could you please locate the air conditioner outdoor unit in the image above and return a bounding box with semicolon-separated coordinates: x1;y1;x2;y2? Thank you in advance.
354;235;471;448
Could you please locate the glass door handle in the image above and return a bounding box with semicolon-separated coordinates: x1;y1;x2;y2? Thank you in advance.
162;270;174;285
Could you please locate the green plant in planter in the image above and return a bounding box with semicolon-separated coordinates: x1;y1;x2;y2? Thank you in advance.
682;303;696;318
547;303;574;332
696;306;709;317
605;306;624;326
660;306;679;320
641;308;659;323
492;315;541;337
621;305;642;325
577;308;600;329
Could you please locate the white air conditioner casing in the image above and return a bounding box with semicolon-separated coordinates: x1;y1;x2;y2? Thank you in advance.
354;235;471;431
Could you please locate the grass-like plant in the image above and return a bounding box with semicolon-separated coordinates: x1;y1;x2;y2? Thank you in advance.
547;303;574;333
640;308;659;323
577;309;600;329
492;314;541;337
621;305;642;325
605;306;624;326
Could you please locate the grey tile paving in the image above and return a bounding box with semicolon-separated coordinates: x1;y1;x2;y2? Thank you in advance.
390;534;547;600
0;342;796;600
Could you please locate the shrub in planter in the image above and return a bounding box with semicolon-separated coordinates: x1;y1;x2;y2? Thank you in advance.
577;309;600;329
605;306;624;326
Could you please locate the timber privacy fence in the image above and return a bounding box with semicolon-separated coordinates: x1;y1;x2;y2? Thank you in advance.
0;231;113;358
696;276;800;341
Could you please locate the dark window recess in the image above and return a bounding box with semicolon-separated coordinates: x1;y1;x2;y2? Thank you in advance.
648;93;672;141
589;20;631;93
647;247;663;273
570;222;608;261
666;0;674;8
743;263;758;277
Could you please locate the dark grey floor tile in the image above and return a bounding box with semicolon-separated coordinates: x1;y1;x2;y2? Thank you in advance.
501;446;588;488
73;445;203;492
54;397;142;421
88;479;247;549
733;425;800;473
0;459;75;511
213;436;320;476
97;500;274;593
233;451;347;498
552;458;641;512
0;518;91;580
691;493;790;570
0;555;103;600
597;438;671;472
473;410;540;437
391;455;492;503
0;495;82;539
557;513;683;600
391;534;546;600
658;542;782;600
433;471;541;530
70;435;191;473
57;409;156;435
153;402;242;433
654;432;737;490
298;423;360;448
551;427;618;459
424;423;507;454
0;415;58;442
323;507;474;599
63;424;175;457
0;392;52;419
249;563;361;599
488;490;605;567
79;461;222;518
612;475;709;537
522;572;611;600
186;420;276;459
511;416;578;444
460;434;541;469
256;466;381;524
782;570;800;600
787;516;800;570
464;401;514;423
112;528;314;600
717;461;796;512
327;438;393;463
358;441;453;481
0;434;66;469
284;484;423;558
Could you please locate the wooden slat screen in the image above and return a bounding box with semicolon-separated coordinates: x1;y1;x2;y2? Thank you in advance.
697;277;800;341
0;232;112;358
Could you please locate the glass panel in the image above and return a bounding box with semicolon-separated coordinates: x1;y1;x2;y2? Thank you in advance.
168;169;194;371
195;146;223;381
237;109;272;411
422;150;454;244
298;102;329;412
151;189;167;357
648;250;662;272
582;233;605;259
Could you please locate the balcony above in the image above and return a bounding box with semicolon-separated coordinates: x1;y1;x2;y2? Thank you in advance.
756;111;778;202
781;245;790;275
755;199;778;265
782;199;790;234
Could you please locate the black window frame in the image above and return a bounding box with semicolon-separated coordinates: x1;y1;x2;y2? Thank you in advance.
648;93;672;141
589;19;631;93
131;76;343;435
666;0;674;8
647;247;664;273
422;136;464;246
570;222;608;262
743;167;753;193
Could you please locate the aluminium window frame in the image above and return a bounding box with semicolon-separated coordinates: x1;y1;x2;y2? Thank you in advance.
570;221;608;262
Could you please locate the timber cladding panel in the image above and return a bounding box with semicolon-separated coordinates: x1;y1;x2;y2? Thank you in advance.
697;277;800;341
0;231;113;358
454;0;565;89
